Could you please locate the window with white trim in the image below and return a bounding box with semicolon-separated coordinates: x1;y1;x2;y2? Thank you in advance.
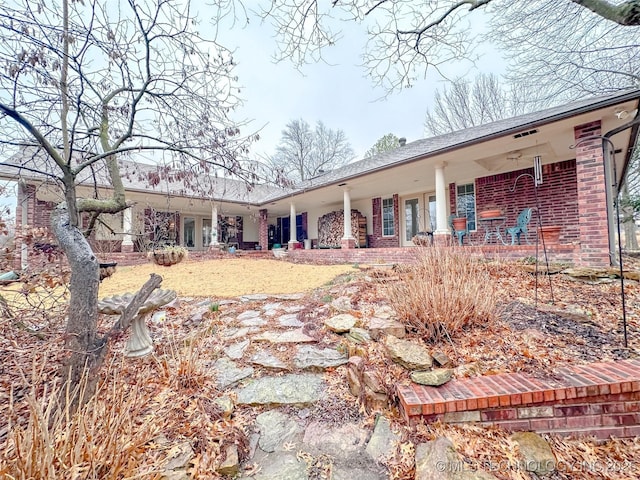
382;197;395;236
456;183;476;231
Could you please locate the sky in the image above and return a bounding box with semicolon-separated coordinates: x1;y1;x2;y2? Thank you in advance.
215;6;501;161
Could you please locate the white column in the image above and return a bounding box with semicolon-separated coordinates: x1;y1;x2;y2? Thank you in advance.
288;202;297;246
210;204;219;246
122;207;134;248
342;188;354;239
19;181;28;270
435;162;449;234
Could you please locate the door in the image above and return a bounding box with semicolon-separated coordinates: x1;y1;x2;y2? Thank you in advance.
183;217;195;249
404;198;420;246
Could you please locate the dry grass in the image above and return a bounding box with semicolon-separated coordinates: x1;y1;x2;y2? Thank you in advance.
1;362;158;479
385;247;500;342
99;258;356;298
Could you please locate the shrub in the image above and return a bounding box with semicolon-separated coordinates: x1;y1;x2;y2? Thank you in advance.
385;247;499;342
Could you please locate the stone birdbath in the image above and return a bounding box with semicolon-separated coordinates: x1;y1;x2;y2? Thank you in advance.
98;288;177;357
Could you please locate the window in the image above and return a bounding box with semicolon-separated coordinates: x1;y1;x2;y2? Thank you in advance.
382;197;395;236
456;183;476;231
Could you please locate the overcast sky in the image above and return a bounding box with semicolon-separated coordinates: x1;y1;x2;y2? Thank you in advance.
217;7;504;161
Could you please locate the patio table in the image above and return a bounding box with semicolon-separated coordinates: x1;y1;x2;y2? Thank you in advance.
478;216;507;245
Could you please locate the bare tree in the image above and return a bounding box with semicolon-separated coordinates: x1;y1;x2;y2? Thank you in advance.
270;119;354;182
260;1;640;91
365;133;400;158
424;73;547;136
487;1;640;103
0;0;252;405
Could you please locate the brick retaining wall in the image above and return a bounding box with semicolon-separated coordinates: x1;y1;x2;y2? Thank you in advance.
397;359;640;440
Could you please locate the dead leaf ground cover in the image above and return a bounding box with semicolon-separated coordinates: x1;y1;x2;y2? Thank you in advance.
2;255;640;479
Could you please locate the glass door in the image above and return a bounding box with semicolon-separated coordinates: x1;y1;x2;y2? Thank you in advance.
404;198;420;245
183;217;195;249
428;195;437;231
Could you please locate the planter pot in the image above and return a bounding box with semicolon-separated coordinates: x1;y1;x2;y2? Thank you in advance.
99;262;117;281
537;226;561;244
479;209;502;219
452;217;467;232
149;249;186;266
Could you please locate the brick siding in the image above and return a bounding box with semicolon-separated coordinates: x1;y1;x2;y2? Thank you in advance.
370;194;400;248
574;121;610;266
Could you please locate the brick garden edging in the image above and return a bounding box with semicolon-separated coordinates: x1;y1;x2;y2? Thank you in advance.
397;359;640;440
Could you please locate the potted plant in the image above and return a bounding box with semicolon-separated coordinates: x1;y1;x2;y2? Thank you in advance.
452;215;467;232
148;245;188;266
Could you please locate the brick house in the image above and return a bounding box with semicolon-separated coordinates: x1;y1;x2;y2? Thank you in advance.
2;89;640;267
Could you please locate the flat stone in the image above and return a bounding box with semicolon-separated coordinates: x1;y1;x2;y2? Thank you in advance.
214;357;254;389
365;415;399;462
416;437;497;480
236;373;324;406
411;368;453;386
237;310;261;321
293;345;348;370
262;302;283;315
224;339;250;359
331;466;387;480
346;327;371;344
240;317;267;327
385;335;432;370
240;294;269;302
283;305;305;313
368;317;406;340
252;328;315;343
255;411;303;453
278;313;303;327
274;293;306;300
250;350;289;370
325;313;357;333
302;421;368;459
330;296;353;312
511;431;556;476
237;453;307;480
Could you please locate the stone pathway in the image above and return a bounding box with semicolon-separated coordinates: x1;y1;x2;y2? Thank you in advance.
186;291;398;479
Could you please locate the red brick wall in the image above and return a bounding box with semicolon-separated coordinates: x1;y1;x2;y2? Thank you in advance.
574;121;610;266
474;161;579;245
370;194;400;248
259;209;268;250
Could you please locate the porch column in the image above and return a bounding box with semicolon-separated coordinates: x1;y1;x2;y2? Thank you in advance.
434;162;449;245
19;180;29;270
121;207;134;253
574;121;610;266
210;204;219;247
259;209;268;250
341;188;356;249
288;202;297;248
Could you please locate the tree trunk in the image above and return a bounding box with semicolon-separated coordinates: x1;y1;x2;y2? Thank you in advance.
51;205;101;410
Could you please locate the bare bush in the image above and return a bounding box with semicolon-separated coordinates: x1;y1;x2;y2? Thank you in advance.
385;248;500;342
